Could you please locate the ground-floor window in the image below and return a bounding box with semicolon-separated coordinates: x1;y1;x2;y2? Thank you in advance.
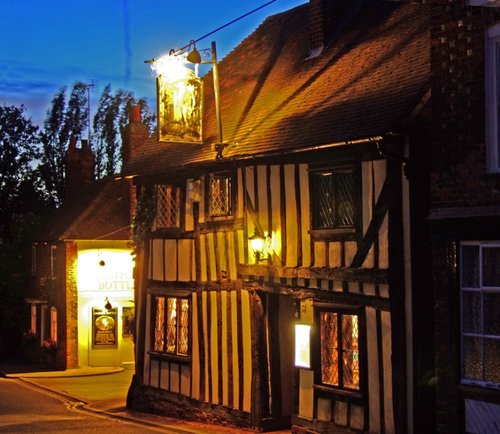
461;242;500;388
50;307;57;343
315;305;362;392
152;295;190;357
30;304;37;335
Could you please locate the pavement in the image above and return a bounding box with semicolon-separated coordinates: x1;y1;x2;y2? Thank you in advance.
0;362;291;434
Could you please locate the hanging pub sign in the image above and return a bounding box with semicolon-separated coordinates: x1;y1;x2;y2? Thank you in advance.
152;53;203;143
92;307;117;348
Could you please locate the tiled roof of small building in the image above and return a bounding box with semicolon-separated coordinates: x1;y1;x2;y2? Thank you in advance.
35;177;131;242
123;0;429;177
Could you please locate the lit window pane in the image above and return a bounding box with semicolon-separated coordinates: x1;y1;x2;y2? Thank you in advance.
157;185;180;228
483;247;500;287
166;298;177;353
485;338;500;383
462;291;481;334
461;245;479;288
342;314;360;390
463;336;483;381
154;297;165;352
210;175;231;217
178;299;189;355
321;312;339;386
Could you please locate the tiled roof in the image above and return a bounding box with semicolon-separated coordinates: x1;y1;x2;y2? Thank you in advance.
35;178;131;242
123;0;429;177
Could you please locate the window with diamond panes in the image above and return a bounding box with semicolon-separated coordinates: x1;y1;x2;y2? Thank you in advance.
156;184;180;228
319;311;360;390
311;167;356;230
209;174;232;217
461;242;500;388
152;295;189;357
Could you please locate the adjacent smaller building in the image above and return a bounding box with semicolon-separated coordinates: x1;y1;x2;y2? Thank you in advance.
27;138;136;369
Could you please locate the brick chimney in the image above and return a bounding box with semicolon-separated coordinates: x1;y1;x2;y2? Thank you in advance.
65;136;94;200
121;105;149;166
308;0;362;58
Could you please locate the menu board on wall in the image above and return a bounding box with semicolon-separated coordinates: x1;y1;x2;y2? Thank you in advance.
92;307;117;348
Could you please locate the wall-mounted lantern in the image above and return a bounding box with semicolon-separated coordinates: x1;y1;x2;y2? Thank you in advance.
249;229;272;264
104;297;112;311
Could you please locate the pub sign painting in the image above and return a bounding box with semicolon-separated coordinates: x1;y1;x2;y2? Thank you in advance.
92;307;117;348
157;70;203;143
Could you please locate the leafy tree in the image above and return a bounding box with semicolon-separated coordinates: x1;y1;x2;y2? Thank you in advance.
0;104;42;241
39;82;156;198
63;82;89;140
38;88;67;206
93;86;155;178
38;82;90;206
0;104;46;357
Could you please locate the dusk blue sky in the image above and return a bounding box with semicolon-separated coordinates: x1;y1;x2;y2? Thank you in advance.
0;0;305;127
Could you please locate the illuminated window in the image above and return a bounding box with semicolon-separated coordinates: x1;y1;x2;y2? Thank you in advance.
317;308;361;391
461;242;500;388
209;174;232;217
30;304;37;335
152;295;189;357
50;307;57;343
156;184;181;228
310;166;357;233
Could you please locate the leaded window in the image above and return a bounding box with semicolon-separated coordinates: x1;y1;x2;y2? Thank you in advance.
310;167;356;230
319;310;360;391
209;174;232;217
156;184;180;228
461;242;500;388
152;295;189;356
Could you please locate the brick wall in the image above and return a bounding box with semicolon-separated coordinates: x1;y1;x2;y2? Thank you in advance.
429;3;500;433
430;2;500;207
64;241;78;369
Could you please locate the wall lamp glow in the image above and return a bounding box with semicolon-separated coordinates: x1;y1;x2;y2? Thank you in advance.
249;229;272;264
104;297;112;311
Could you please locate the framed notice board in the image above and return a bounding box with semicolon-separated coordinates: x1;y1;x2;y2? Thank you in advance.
92;307;117;348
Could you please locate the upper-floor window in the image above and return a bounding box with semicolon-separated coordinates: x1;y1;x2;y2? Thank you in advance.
156;184;181;228
310;165;358;235
486;23;500;173
209;173;232;218
152;295;190;357
461;242;500;388
315;305;362;394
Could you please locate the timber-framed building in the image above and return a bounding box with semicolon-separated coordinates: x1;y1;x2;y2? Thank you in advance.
125;1;432;433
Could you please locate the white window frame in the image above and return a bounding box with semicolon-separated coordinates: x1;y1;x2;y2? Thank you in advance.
460;241;500;389
486;24;500;173
469;1;500;7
